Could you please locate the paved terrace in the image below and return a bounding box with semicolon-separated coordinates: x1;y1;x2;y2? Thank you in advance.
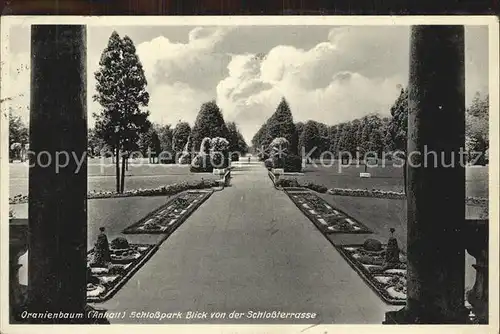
94;160;397;324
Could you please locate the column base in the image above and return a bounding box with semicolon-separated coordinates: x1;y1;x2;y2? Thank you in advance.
383;306;471;324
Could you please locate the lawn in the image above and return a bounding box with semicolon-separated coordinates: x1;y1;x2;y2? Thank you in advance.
10;196;177;250
9;161;218;198
300;162;488;198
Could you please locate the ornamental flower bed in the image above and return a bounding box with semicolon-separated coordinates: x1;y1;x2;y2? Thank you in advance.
86;242;157;303
335;243;407;305
285;191;373;234
122;190;213;234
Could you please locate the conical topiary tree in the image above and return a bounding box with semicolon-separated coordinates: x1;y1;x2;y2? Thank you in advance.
266;97;298;154
191;101;229;153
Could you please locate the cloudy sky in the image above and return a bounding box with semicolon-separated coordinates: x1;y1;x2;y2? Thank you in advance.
6;24;489;142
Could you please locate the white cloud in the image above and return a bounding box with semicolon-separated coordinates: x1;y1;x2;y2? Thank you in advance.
216;27;410;141
215;26;488;142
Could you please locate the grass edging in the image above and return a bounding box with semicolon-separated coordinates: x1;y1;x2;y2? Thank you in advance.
9;179;220;204
328;188;488;206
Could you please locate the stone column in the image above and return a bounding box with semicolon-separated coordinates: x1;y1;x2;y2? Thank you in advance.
9;219;29;323
27;25;88;323
385;26;467;324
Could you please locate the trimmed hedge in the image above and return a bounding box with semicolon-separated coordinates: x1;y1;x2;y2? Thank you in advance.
274;177;327;193
264;158;273;170
190;153;213;173
266;154;303;172
284;154;302;172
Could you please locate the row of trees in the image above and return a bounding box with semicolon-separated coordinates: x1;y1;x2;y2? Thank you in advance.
89;102;249;164
251;89;489;166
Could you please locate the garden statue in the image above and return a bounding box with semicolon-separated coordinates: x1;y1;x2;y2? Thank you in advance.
384;228;400;268
91;227;111;267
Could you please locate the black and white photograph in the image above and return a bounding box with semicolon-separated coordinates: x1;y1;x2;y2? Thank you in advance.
1;16;498;331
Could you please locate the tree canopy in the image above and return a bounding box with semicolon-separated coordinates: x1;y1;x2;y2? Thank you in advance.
190;101;229;152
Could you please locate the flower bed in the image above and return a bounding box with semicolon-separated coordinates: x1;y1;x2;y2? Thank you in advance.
86;243;157;303
328;188;488;206
285;191;373;234
9;179;219;204
122;190;213;234
335;243;407;305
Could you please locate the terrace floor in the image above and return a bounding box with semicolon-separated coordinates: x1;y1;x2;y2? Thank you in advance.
91;161;399;324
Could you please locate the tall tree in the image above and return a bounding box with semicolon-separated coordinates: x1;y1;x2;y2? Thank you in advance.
328;125;338;154
156;124;173;153
266;97;298;154
313;121;329;154
191;101;229;152
88;127;105;157
466;92;489;164
226;121;248;160
93;31;151;193
9;112;28;161
386;88;409;192
298;120;320;161
251;123;272;159
148;130;162;163
172;122;192;154
295;121;305;148
9;113;28;146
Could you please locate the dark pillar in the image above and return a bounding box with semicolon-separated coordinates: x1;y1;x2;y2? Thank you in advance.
385;26;467;324
28;25;88;323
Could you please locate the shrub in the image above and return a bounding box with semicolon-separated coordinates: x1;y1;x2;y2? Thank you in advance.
264;158;274;170
199;137;212;154
284;154;303;172
211;137;229;152
210;137;230;168
269;137;289;152
275;178;300;188
230;152;240;161
190;153;213;172
111;237;130;250
178;152;192;164
159;152;175;164
272;155;285;169
305;182;327;193
363;238;383;252
211;151;229;168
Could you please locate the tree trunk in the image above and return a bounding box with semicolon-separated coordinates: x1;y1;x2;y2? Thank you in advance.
125;157;129;171
115;146;120;193
120;155;126;193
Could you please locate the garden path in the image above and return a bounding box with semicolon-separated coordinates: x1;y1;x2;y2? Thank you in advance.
94;159;398;324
